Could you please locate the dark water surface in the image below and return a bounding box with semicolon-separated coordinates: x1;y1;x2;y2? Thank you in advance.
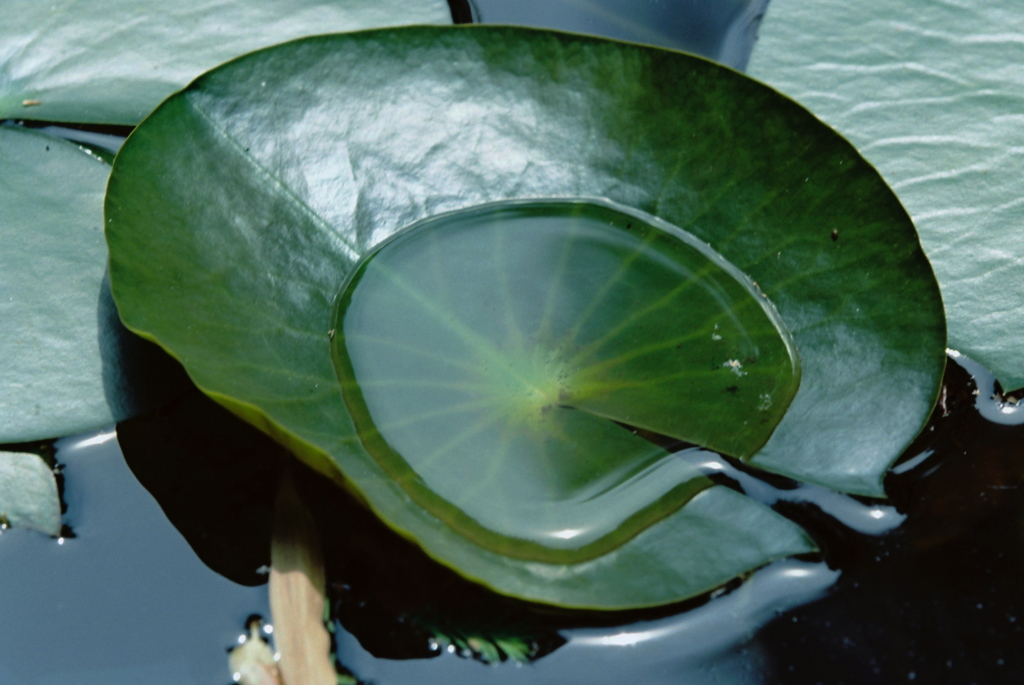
0;431;269;684
4;2;1023;684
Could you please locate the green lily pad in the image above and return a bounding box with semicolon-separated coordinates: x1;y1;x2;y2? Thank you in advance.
0;450;61;536
0;126;187;442
0;0;452;125
749;0;1024;392
332;199;800;562
105;26;943;606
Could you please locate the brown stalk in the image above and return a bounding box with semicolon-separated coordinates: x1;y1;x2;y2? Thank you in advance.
269;465;336;685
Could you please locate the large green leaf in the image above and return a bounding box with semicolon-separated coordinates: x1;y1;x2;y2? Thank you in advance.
332;199;800;562
0;450;60;536
105;26;943;606
0;126;186;442
0;0;452;125
749;0;1024;393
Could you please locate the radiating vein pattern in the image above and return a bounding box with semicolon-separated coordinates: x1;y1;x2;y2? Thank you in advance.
330;199;801;562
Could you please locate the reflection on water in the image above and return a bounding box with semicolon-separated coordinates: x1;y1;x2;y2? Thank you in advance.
689;450;907;536
466;0;770;70
336;560;836;685
949;350;1024;426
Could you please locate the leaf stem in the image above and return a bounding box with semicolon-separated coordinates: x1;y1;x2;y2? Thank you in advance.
269;465;336;685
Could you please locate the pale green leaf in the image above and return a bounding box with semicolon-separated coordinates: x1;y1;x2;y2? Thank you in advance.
0;450;61;536
749;0;1024;392
0;0;453;125
1;126;187;442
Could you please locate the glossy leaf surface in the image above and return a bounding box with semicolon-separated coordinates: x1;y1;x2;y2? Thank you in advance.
750;0;1024;392
333;200;800;562
0;127;186;442
105;26;943;606
0;0;452;125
